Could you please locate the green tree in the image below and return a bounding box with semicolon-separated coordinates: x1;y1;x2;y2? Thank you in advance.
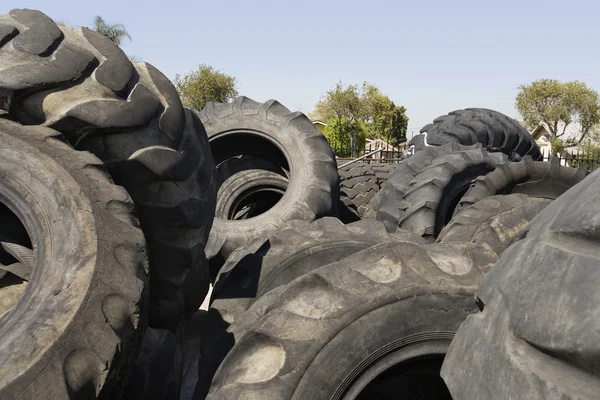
174;64;239;112
361;83;408;145
515;79;600;154
323;118;366;158
93;16;131;46
313;81;408;156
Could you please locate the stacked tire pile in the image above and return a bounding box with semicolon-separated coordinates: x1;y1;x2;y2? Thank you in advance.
0;9;216;399
0;8;597;400
196;106;597;400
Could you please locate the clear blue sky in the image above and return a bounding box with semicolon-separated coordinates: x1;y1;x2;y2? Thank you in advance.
10;0;600;138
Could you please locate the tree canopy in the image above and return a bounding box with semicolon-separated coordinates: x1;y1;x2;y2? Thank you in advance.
515;79;600;154
323;118;367;158
312;81;408;155
93;16;131;46
175;64;239;112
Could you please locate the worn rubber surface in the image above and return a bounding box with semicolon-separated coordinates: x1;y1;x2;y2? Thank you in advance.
455;156;588;217
123;326;184;400
195;218;425;398
0;9;217;327
213;217;425;323
338;162;395;220
387;147;507;241
441;166;600;399
214;155;288;190
362;190;381;220
215;169;288;221
436;194;551;256
413;108;541;160
200;96;339;264
204;241;497;399
0;120;147;399
376;143;482;232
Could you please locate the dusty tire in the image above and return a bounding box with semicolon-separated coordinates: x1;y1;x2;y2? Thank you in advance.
455;156;588;217
441;166;600;399
214;155;288;189
215;169;288;222
213;217;425;323
0;9;217;327
0;120;147;399
362;191;381;219
199;96;339;266
338;162;395;220
376;143;482;232
195;218;425;398
381;145;507;240
204;241;497;399
436;194;551;256
414;108;541;160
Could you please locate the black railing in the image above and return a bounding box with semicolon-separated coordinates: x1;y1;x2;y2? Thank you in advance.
331;142;407;164
539;148;600;171
331;143;600;171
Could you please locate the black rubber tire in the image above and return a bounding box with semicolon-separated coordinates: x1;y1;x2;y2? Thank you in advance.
436;194;551;256
376;143;482;232
414;108;541;160
214;217;425;322
406;133;428;155
123;326;184;400
338;162;395;220
215;169;289;221
441;166;600;399
214;155;288;190
0;120;148;399
195;218;426;399
362;191;381;220
455;156;588;217
0;9;217;328
199;96;339;265
204;241;498;399
392;148;508;241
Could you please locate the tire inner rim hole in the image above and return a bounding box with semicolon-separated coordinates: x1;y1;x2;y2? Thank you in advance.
210;131;291;184
229;186;285;220
0;201;32;316
354;355;452;400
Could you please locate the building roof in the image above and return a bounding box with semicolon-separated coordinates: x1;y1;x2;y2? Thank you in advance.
529;121;582;141
312;120;327;126
365;138;399;151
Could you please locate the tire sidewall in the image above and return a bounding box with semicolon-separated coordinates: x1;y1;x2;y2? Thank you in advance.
291;293;474;399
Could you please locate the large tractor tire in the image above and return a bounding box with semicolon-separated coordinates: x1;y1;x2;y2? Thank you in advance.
199;96;339;268
411;108;541;160
204;241;497;399
381;146;507;241
0;120;147;399
454;155;588;216
436;194;551;256
195;218;425;398
210;217;425;323
441;163;600;399
0;8;216;324
0;9;217;398
338;162;395;221
215;169;289;223
376;142;481;232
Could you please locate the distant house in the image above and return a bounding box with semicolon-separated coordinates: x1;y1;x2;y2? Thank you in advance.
364;138;404;161
312;120;327;133
529;122;584;158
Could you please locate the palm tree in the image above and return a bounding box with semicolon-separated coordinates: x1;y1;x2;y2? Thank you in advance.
94;16;131;46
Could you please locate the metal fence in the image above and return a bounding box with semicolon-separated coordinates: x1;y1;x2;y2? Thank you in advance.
332;142;600;172
331;142;407;165
539;148;600;171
